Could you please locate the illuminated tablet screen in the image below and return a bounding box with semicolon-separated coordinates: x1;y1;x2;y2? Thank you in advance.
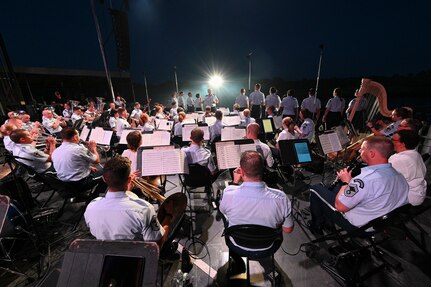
262;119;273;133
294;142;312;163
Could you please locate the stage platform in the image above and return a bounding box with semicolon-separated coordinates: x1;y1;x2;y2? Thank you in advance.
1;163;431;287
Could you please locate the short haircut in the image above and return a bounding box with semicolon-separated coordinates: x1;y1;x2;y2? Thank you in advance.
190;127;204;143
61;127;78;140
333;87;342;96
266;105;275;113
247;123;260;137
240;88;245;94
117;107;126;115
243;109;250;117
73;107;81;112
308;88;316;95
233;103;240;110
215;110;223;120
255;83;261;89
394;107;411;119
126;131;142;151
103;157;131;190
9;129;27;143
134;102;140;106
401;118;422;133
240;151;264;179
364;136;394;159
396;130;420;150
287;89;294;96
270;87;277;94
109;109;118;117
300;108;312;119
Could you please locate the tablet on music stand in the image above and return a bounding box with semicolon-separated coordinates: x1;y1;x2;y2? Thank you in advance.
278;139;313;165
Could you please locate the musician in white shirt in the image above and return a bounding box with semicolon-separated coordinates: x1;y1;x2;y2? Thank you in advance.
301;88;321;121
186;92;195;112
121;131;142;172
116;107;131;138
280;89;299;120
235;88;249;111
130;102;143;123
265;87;281;112
249;83;265;119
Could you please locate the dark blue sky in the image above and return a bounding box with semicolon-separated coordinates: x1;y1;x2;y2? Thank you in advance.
1;0;431;86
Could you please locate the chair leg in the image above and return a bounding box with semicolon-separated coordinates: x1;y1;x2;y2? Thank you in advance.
246;257;251;286
272;254;276;287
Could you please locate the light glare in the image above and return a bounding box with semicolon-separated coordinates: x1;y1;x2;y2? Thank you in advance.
208;75;224;88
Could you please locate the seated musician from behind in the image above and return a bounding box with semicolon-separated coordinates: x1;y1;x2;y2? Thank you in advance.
389;130;427;206
220;151;293;232
276;116;296;148
265;105;276;118
52;127;102;185
246;123;274;167
294;108;315;142
138;112;154;132
239;108;255;127
10;129;56;173
367;107;411;138
84;157;172;246
181;127;216;175
309;136;408;234
173;112;186;136
210;110;224;141
122;131;142;173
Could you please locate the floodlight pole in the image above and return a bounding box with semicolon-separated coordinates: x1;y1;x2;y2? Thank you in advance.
143;72;150;113
314;45;324;105
90;0;115;103
247;52;253;92
173;66;179;93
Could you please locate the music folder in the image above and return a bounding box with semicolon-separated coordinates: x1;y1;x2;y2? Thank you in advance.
182;124;210;142
88;127;113;145
119;129;141;144
203;116;216;126
137;146;188;176
79;125;91;141
215;139;256;170
222;115;241;126
141;131;171;147
155;118;174;131
221;126;246;141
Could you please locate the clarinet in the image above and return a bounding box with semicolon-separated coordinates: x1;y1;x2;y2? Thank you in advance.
329;155;362;190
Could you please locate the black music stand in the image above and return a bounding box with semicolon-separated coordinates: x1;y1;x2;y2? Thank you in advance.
57;239;159;287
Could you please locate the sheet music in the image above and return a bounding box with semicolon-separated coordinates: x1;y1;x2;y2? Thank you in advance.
155;119;174;131
141;148;187;176
182;118;196;125
197;113;205;122
203;116;216;126
186;113;199;122
141;131;171;146
119;129;139;144
181;124;197;141
217;107;230;115
88;127;104;142
80;125;90;141
273;115;283;130
335;126;350;146
222;115;241;126
319;132;342;154
216;142;256;170
221;127;246;141
100;130;113;145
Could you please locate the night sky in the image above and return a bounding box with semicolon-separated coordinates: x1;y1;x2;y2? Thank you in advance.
1;0;431;87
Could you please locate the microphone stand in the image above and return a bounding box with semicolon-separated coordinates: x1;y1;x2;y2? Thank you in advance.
313;45;324;120
143;72;150;114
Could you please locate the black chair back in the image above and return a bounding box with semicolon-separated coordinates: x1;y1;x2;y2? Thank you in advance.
224;224;283;257
184;164;212;188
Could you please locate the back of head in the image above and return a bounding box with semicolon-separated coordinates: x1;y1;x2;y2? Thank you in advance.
61;127;78;141
287;89;294;96
140;112;149;124
126;131;142;151
365;136;394;159
246;123;260;139
9;129;27;144
240;151;264;180
399;118;422;133
190;127;204;143
255;83;261;90
103;157;131;191
243;109;250;117
394;107;411;119
215;110;223;120
270;87;277;94
333;87;342;97
308;88;316;95
178;112;186;122
117;107;126;116
396;130;420;150
282;116;293;127
300;108;312;119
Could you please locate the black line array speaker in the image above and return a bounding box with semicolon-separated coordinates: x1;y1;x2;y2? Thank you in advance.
110;9;130;71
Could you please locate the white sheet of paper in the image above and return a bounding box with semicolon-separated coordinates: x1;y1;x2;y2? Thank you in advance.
273;115;283;130
119;129;139;144
215;142;256;170
141;148;187;176
222;115;241;126
204;116;216;126
221;127;246;141
319;132;342;154
141;131;171;146
80;125;90;141
155;119;174;131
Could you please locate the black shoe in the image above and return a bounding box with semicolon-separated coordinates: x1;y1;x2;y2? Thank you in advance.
227;254;246;276
160;241;180;261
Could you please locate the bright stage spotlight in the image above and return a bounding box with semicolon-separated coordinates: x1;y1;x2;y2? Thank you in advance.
208;75;224;88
